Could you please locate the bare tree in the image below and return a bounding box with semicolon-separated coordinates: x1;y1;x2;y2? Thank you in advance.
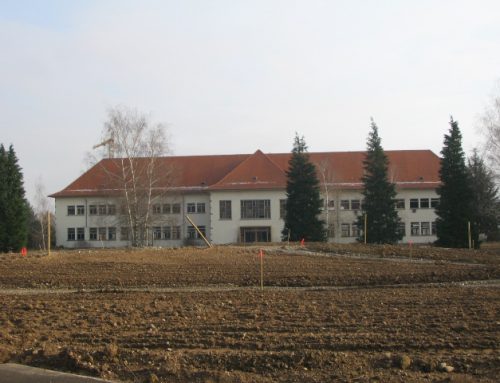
478;82;500;179
317;159;337;240
95;106;172;247
33;178;51;250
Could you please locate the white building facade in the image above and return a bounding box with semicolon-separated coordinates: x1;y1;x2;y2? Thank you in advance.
51;150;441;248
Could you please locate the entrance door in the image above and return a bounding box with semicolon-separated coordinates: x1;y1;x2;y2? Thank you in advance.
240;227;271;243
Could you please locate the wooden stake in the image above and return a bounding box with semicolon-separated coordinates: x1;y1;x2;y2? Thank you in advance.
186;215;213;248
364;214;367;244
47;212;51;256
468;221;472;249
260;249;264;291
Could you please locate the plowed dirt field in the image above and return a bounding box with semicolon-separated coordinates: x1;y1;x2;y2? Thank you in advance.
0;244;499;382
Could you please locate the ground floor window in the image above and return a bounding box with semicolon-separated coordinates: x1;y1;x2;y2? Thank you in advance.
67;228;76;241
240;227;271;243
77;227;85;241
187;225;206;239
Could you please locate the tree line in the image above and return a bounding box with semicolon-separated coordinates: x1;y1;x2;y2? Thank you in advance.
283;115;499;248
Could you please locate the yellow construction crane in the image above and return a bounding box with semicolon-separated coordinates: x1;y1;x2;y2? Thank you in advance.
93;138;114;158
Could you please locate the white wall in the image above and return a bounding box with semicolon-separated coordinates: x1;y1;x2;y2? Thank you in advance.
210;190;286;244
55;188;438;247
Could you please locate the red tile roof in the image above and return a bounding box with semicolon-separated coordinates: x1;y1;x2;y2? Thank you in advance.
50;149;440;198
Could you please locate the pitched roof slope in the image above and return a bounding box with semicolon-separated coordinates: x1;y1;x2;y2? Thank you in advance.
50;150;440;197
210;150;287;190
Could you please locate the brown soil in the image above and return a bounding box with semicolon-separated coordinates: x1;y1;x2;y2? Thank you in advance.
0;244;499;382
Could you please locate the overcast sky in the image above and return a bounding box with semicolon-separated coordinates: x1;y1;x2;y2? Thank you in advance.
1;0;499;204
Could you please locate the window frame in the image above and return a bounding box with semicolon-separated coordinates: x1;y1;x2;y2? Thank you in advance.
240;199;271;219
220;200;232;220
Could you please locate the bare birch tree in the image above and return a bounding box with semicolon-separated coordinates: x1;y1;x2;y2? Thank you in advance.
33;178;51;250
95;106;172;247
478;83;500;179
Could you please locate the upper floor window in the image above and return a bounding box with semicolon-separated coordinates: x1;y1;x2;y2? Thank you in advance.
220;200;232;220
431;198;439;208
410;199;419;209
197;203;206;213
89;205;97;215
327;200;335;209
187;203;196;213
340;200;350;210
279;199;286;219
395;199;405;209
172;203;181;214
153;204;162;214
77;205;85;215
420;198;430;208
241;200;271;219
162;204;171;214
98;205;107;215
67;206;75;216
351;200;361;210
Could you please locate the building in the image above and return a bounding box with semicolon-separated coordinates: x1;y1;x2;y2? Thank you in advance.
50;149;441;247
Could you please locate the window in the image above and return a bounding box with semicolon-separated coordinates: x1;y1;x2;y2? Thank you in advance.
397;222;406;237
89;228;97;240
240;227;271;243
172;203;181;214
420;198;430;209
187;226;196;239
120;227;129;241
162;226;171;240
431;221;437;235
327;224;335;238
341;223;350;237
327;200;335;209
197;203;206;213
98;205;107;215
77;227;85;241
98;227;106;241
89;205;97;215
241;200;271;219
351;223;360;237
67;206;75;216
351;200;361;210
421;222;430;236
108;227;116;241
162;204;171;214
411;222;420;236
108;205;116;215
431;198;439;208
67;228;76;241
187;203;196;213
280;199;287;219
77;205;85;215
395;199;405;209
153;204;162;214
410;199;419;209
172;226;181;239
220;200;232;220
153;226;162;240
340;200;350;210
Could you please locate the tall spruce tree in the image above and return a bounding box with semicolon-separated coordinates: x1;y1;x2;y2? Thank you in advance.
357;119;402;244
435;118;474;248
282;134;326;242
467;149;498;244
0;144;28;252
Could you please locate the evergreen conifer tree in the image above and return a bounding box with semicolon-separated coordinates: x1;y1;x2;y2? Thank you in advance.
467;149;498;244
282;134;326;242
0;144;28;252
357;119;402;244
435;118;474;248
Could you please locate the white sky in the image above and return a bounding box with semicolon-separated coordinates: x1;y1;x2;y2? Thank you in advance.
1;0;499;204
